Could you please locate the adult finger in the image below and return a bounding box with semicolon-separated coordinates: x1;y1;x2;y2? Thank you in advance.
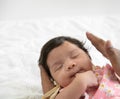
86;32;108;57
106;41;120;76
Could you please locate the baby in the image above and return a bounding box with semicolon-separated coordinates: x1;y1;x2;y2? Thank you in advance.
38;32;120;99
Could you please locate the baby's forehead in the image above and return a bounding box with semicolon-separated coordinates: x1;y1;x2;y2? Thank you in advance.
50;41;83;56
57;41;80;49
61;41;78;46
62;41;83;49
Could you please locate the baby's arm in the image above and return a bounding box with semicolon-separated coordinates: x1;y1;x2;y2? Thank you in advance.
55;71;98;99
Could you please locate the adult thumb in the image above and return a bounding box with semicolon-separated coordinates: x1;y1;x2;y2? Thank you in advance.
105;40;116;60
106;40;120;75
106;40;120;65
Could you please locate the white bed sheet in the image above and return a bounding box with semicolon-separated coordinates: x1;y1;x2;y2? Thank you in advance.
0;16;120;99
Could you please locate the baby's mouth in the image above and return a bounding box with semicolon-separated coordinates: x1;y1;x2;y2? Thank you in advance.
70;70;80;78
70;69;85;78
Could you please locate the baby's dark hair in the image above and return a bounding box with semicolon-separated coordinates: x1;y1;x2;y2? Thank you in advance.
38;36;91;80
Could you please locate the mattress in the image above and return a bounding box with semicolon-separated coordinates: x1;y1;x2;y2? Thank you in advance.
0;16;120;99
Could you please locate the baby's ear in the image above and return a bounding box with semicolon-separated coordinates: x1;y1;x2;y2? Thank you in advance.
49;78;56;85
53;80;58;85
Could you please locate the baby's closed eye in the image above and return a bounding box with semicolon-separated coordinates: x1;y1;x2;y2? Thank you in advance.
71;52;80;58
54;64;63;72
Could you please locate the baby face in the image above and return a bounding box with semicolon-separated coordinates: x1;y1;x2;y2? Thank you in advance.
47;41;93;87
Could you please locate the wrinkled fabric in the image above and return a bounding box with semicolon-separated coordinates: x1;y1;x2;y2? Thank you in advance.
92;64;120;99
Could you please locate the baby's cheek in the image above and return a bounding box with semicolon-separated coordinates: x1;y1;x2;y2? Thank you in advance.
56;76;65;85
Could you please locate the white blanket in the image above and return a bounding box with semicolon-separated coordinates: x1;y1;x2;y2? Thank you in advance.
0;16;120;99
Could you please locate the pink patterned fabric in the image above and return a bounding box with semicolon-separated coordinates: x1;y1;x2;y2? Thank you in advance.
59;64;120;99
90;64;120;99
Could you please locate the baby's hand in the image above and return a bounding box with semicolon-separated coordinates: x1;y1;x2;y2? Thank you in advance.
75;71;98;90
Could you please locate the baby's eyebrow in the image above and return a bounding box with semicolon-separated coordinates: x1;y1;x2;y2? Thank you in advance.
70;49;79;54
51;61;62;68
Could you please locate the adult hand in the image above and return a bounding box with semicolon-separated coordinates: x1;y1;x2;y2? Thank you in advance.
40;65;55;94
86;32;120;76
86;32;111;58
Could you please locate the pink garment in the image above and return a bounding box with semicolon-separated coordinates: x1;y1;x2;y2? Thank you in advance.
90;64;120;99
60;64;120;99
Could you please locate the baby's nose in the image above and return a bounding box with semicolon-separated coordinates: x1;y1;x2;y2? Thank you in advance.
66;63;76;70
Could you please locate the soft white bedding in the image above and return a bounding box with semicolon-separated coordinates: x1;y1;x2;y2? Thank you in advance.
0;16;120;99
